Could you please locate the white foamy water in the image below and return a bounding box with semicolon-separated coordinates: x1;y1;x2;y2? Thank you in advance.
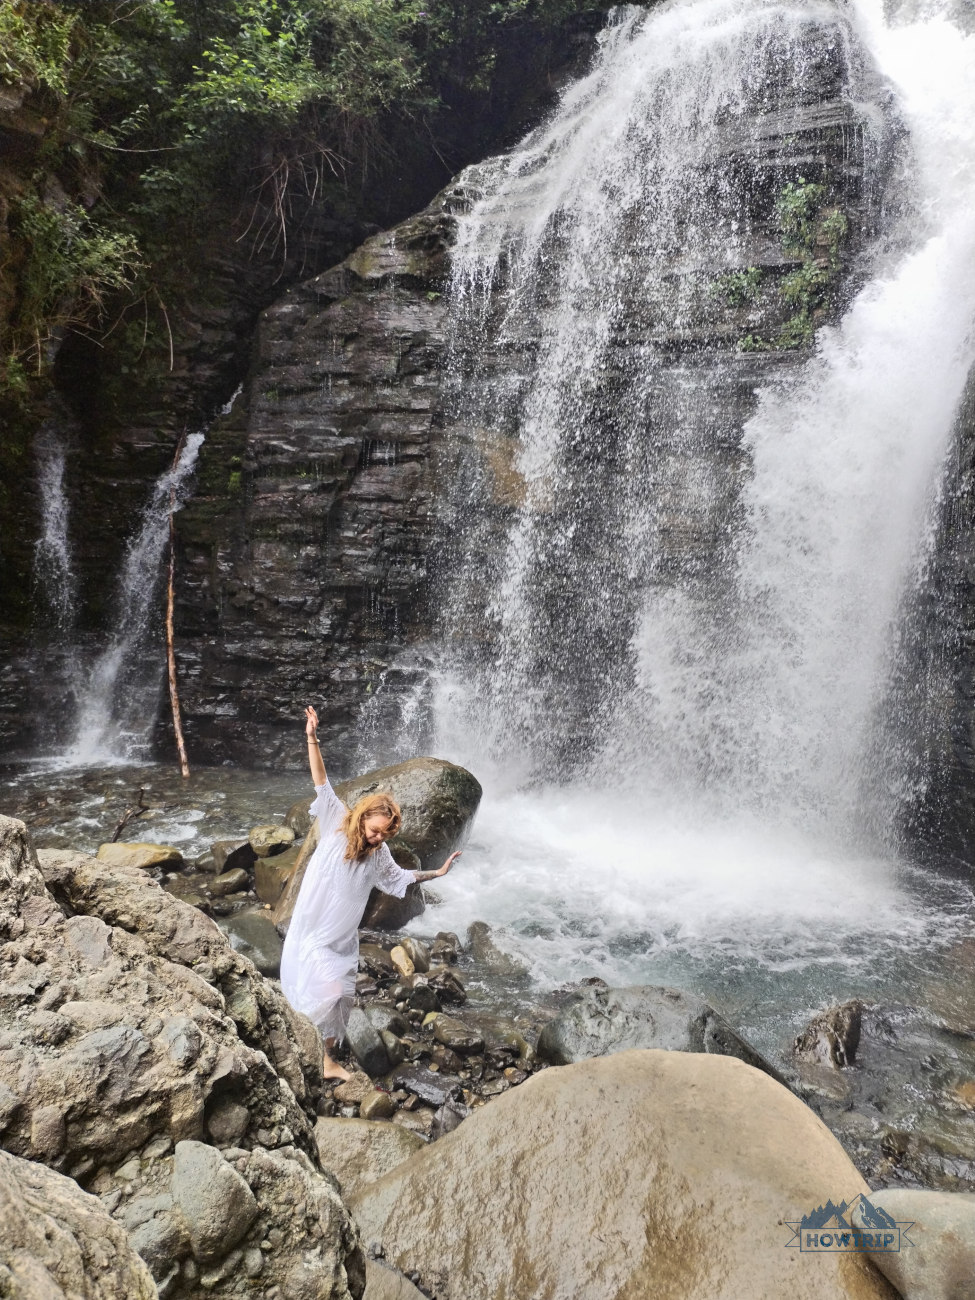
405;0;975;990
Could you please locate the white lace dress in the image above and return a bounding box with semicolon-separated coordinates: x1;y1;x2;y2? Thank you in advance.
280;779;414;1041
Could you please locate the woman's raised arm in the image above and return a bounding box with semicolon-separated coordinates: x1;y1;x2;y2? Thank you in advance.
305;705;327;786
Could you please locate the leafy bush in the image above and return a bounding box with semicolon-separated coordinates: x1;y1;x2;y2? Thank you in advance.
7;194;143;373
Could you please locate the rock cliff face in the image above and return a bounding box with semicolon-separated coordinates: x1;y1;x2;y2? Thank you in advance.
172;5;896;770
174;201;457;768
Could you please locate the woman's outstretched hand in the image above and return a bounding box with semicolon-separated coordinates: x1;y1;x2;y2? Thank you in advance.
437;851;462;878
305;705;319;738
412;851;462;885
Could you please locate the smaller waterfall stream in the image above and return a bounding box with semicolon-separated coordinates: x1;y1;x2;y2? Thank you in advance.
33;439;78;634
65;432;205;766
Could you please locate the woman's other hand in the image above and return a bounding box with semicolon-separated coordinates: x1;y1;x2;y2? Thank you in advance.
437;851;462;878
305;705;319;737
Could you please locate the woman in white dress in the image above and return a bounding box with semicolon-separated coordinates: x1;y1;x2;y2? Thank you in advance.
280;705;461;1080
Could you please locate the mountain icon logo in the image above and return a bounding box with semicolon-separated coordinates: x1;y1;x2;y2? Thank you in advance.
785;1194;913;1253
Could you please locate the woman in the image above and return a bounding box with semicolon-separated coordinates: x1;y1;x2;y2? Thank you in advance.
280;705;461;1080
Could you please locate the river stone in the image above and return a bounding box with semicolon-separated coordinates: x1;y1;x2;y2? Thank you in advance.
0;1148;156;1298
336;758;481;869
334;1073;377;1106
380;1030;407;1067
218;906;283;977
96;841;185;871
536;982;784;1080
432;1016;483;1055
364;1007;411;1039
399;937;430;973
425;965;466;1005
352;1050;897;1300
208;866;251;897
364;1258;427;1299
466;921;529;976
360;1091;397;1122
248;824;295;858
850;1189;975;1300
430;932;461;965
255;843;300;905
314;1118;424;1198
360;943;396;976
347;1008;390;1077
407;982;441;1015
391;1065;463;1107
172;1140;258;1263
390;945;414;979
284;797;315;837
795;1000;863;1068
211;838;256;874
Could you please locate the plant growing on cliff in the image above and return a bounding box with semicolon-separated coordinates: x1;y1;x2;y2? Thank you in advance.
770;176;848;350
5;193;143;376
713;266;762;307
0;0;74;95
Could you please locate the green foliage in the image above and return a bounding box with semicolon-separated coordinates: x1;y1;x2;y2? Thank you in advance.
0;0;75;95
1;0;602;387
713;266;762;307
6;193;143;375
774;177;826;254
769;176;848;351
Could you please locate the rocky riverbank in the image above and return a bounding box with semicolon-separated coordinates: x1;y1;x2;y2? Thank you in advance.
3;766;975;1298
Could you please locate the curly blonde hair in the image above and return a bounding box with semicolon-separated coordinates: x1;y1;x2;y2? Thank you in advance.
340;792;402;862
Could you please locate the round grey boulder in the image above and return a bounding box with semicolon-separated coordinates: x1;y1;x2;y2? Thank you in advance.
336;757;481;869
537;983;784;1081
171;1139;259;1264
850;1188;975;1300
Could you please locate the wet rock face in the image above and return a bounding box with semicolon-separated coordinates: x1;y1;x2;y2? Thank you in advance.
175;196;459;769
0;816;365;1300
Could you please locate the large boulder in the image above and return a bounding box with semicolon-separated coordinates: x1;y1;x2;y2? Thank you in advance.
0;1148;156;1299
536;981;784;1080
351;1051;898;1300
0;816;365;1300
850;1188;975;1300
314;1119;424;1199
336;758;481;870
274;759;480;933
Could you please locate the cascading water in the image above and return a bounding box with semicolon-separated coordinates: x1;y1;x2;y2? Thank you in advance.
398;0;975;998
33;437;78;634
65;432;205;765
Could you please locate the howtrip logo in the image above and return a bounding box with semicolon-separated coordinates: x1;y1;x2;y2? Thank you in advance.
784;1194;915;1253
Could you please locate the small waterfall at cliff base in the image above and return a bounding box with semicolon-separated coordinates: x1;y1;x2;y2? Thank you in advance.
33;436;79;635
384;0;975;999
65;432;205;766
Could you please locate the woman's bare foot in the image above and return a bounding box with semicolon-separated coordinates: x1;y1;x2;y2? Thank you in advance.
322;1042;351;1082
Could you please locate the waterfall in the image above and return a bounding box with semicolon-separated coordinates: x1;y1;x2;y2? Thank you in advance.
65;433;205;765
408;0;975;979
33;437;78;634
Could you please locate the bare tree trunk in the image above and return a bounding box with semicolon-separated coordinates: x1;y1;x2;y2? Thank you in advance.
167;434;190;779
